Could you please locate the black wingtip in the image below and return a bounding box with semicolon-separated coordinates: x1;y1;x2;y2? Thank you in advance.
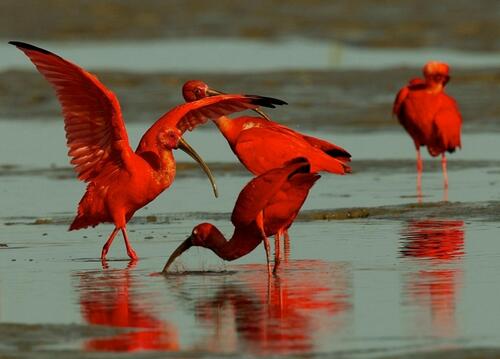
9;41;52;55
284;157;311;176
248;95;288;109
326;148;352;159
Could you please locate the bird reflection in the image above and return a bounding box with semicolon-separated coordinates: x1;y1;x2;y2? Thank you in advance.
187;260;351;354
400;219;464;337
75;261;178;352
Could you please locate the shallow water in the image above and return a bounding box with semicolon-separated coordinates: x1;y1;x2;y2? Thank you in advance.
1;120;500;220
1;119;500;357
3;39;500;73
3;217;500;357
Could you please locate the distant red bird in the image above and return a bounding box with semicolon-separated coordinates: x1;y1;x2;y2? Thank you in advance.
182;80;350;255
393;61;462;189
11;41;285;260
162;158;320;274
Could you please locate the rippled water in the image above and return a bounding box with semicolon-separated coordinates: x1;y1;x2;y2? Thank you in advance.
3;217;500;356
1;119;500;357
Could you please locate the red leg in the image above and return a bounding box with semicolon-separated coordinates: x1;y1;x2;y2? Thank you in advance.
121;227;138;260
416;148;423;173
263;236;272;277
256;211;272;277
416;149;423;203
283;230;291;263
273;231;282;275
101;227;120;260
442;153;449;189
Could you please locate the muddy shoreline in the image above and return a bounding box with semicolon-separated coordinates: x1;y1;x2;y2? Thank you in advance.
2;323;500;359
2;68;500;132
1;159;499;180
1;0;499;52
2;201;499;228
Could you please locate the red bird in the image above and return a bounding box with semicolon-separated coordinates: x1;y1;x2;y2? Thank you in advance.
182;80;350;255
182;80;352;174
11;41;286;260
393;61;462;190
162;158;320;274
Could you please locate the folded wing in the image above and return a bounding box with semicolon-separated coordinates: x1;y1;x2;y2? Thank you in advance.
231;158;311;228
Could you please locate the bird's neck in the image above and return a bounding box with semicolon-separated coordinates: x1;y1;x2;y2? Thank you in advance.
159;149;176;179
204;224;265;261
136;145;176;186
425;82;444;94
213;116;240;146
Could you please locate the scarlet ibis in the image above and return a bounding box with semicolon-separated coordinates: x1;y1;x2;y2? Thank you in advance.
393;61;462;191
182;80;352;173
11;41;286;260
182;80;350;258
162;158;320;274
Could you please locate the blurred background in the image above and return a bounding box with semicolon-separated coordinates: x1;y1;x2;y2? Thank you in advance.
1;0;499;131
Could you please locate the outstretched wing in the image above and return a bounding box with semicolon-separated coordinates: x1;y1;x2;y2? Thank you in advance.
165;94;287;133
231;158;310;228
10;41;132;182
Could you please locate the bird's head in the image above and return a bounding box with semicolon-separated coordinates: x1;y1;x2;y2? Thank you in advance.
189;223;219;247
182;80;273;121
182;80;220;102
162;223;222;272
423;61;450;90
158;127;183;149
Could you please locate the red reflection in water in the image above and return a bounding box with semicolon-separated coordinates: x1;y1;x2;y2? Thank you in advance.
77;262;178;352
400;219;464;336
193;260;351;354
401;220;464;259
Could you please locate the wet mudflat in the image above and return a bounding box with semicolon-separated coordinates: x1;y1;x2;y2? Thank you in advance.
1;120;500;358
1;0;499;51
2;62;500;132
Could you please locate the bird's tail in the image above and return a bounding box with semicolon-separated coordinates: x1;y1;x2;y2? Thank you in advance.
69;184;104;231
69;214;91;231
315;156;352;175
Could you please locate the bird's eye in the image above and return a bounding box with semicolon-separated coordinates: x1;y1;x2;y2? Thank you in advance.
193;229;198;235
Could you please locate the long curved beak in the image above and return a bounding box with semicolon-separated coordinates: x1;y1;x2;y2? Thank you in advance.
162;235;193;273
177;137;218;198
206;87;272;121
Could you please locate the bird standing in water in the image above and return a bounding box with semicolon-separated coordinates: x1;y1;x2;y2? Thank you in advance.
11;41;286;260
163;158;320;274
181;80;350;259
393;61;462;196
